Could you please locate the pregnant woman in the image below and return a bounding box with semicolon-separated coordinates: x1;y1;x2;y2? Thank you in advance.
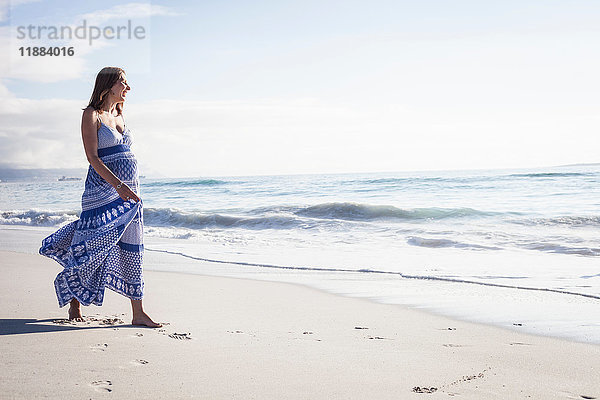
40;66;161;328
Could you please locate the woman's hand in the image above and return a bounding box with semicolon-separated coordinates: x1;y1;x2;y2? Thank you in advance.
116;182;141;202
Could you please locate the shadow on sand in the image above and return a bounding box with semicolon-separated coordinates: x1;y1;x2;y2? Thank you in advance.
0;318;136;335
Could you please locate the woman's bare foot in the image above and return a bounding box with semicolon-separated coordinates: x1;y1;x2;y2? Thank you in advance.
132;311;162;328
130;299;162;328
68;298;84;321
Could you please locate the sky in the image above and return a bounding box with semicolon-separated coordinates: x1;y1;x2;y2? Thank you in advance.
0;0;598;177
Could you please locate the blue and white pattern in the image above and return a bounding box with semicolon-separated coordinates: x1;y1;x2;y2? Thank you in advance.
40;118;144;307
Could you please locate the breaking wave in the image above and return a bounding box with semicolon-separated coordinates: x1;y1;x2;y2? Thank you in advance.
0;209;79;226
293;202;495;221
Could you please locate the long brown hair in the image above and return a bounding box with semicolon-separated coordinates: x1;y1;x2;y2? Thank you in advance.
85;66;125;115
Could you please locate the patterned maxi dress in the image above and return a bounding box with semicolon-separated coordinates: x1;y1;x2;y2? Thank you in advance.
39;115;144;307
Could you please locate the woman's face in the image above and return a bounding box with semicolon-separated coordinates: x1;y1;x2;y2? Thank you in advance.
111;73;130;103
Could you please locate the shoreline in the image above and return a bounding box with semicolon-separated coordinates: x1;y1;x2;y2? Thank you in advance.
1;224;599;344
143;245;600;345
1;250;599;399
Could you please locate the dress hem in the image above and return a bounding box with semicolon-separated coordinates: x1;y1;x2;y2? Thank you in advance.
41;200;145;307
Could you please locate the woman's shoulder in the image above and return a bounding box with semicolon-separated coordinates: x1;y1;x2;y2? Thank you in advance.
82;106;100;130
82;106;98;117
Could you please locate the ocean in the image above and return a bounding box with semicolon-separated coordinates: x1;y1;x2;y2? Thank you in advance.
1;165;599;343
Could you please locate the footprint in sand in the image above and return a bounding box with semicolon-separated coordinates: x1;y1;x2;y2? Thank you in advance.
130;359;149;366
444;368;490;388
412;386;437;394
52;319;78;325
87;316;124;326
91;380;112;392
168;332;192;340
91;343;109;352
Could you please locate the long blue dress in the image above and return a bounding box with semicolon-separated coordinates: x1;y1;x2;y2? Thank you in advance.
39;114;144;307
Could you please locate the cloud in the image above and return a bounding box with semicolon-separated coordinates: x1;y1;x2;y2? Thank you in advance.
80;2;181;24
0;79;13;98
0;93;85;169
0;95;382;174
1;88;599;176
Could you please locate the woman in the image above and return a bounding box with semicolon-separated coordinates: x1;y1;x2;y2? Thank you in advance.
40;66;161;328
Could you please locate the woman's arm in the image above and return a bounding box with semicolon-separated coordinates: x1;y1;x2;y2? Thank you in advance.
81;107;140;202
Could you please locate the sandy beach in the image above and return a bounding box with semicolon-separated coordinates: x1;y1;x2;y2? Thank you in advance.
0;250;598;399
